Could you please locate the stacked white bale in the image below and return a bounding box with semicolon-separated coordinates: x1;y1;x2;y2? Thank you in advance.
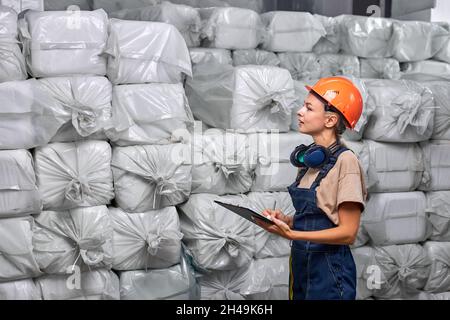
32;206;113;274
37;76;113;143
232;49;280;67
112;144;191;212
110;1;202;47
0;216;42;282
260;11;324;53
312;15;340;55
106;19;192;85
419;140;450;192
198;266;249;300
249;131;312;192
106;83;193;146
199;7;262;50
0;150;41;217
317;53;360;78
34;140;114;211
401;60;450;82
278;53;320;81
422;82;450;140
189;48;232;66
0;279;41;300
110;207;183;271
423;242;450;293
359;58;401;80
191;130;252;195
20;9;108;77
35;269;120;300
0;6;26;82
178;194;255;271
186;64;296;132
426;192;450;241
433;22;450;63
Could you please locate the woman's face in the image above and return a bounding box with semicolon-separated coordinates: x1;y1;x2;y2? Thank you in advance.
297;93;329;135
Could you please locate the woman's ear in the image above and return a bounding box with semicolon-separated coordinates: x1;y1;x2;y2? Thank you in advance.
324;112;339;129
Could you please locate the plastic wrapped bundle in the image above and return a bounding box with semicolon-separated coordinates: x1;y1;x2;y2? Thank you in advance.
422;82;450;140
278;53;320;81
44;0;90;10
359;58;401;79
189;48;232;65
186;64;296;132
199;266;249;300
423;242;450;293
119;252;199;300
290;80;311;131
106;19;192;85
191;130;252;195
420;140;450;191
232;49;280;67
110;207;183;271
35;269;120;300
426;192;450;241
260;11;325;53
317;53;360;78
247;192;294;259
33;206;113;274
178;194;255;271
312;15;341;54
392;21;449;62
91;0;158;13
0;150;41;217
0;279;41;300
351;246;378;300
34;141;114;210
1;0;44;12
372;245;431;300
418;292;450;300
338;15;393;58
401;60;450;82
37;77;112;143
0;217;41;282
0;79;67;150
249;131;312;192
106;83;193;146
363;80;435;143
20;9;108;77
110;1;201;47
112;144;191;212
200;7;262;50
241;257;289;300
365;141;424;193
362;192;427;246
343;140;373;191
434;25;450;63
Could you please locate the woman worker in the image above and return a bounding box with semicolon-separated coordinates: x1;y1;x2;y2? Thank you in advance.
257;77;368;300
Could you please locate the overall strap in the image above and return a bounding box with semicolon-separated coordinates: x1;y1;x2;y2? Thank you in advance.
310;146;349;190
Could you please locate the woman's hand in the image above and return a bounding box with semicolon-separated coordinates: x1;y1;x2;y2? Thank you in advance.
256;209;294;240
261;209;293;228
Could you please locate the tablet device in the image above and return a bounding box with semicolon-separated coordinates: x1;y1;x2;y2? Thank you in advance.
214;200;275;226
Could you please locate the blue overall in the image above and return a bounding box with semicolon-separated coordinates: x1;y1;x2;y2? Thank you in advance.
287;146;357;300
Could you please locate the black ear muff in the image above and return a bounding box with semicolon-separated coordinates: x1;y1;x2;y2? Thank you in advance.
290;144;309;168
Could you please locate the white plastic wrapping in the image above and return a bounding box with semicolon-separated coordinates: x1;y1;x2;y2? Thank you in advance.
312;15;341;55
420;140;450;192
247;192;294;259
110;207;183;271
422;81;450;140
249;131;313;192
232;49;280;67
186;64;296;132
365;140;424;193
112;144;192;212
44;0;90;10
199;266;248;300
317;53;360;78
241;257;289;300
343;140;373;191
401;60;450;82
362;192;428;246
189;48;232;65
35;269;120;300
0;279;41;300
260;11;324;53
37;76;112;143
1;0;43;13
179;194;255;271
34;141;114;210
191;131;252;195
418;292;450;300
278;52;320;81
426;191;450;242
106;83;193;146
0;217;42;282
106;19;192;85
0;79;67;150
338;15;394;58
0;150;41;217
434;25;450;63
33;206;113;274
392;21;449;62
359;58;401;80
91;0;158;13
372;244;431;299
200;7;262;50
20;9;108;77
363;79;435;143
423;242;450;293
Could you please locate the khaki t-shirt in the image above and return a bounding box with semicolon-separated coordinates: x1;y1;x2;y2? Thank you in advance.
297;150;368;226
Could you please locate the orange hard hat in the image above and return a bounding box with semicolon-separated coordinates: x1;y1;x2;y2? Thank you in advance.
305;77;363;130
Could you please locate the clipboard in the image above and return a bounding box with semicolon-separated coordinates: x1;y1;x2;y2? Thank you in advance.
214;200;275;226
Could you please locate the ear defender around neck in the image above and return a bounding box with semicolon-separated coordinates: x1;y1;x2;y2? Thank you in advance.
290;142;340;169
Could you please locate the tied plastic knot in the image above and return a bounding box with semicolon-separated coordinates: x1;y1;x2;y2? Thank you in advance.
398;265;415;281
146;233;161;256
75;238;106;267
65;177;91;203
391;92;426;135
256;90;292;117
151;177;179;208
223;233;241;258
215;163;241;179
74;109;97;137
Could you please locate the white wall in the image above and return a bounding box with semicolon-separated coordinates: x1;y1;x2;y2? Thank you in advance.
432;0;450;22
